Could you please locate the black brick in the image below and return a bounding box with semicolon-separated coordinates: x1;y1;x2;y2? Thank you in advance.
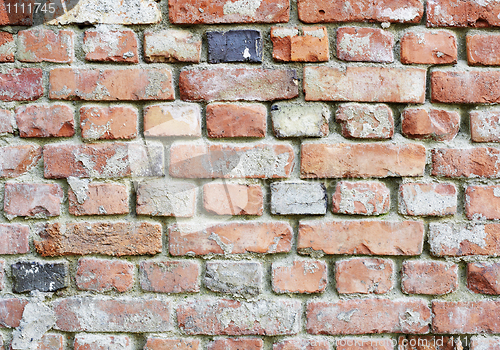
207;30;262;63
12;261;67;293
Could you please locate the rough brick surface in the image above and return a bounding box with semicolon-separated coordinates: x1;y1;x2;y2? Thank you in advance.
401;30;457;64
203;183;263;215
11;261;67;293
76;258;134;292
68;183;129;216
273;260;327;293
15;104;74;138
143;103;201;137
271;26;329;62
427;0;500;27
74;334;131;350
466;185;500;220
144;338;200;350
84;29;138;63
336;27;394;63
0;32;14;62
0;145;41;178
401;108;460;141
338;339;393;350
0;298;28;328
432;301;500;334
335;103;394;139
205;261;262;297
467;262;500;295
470;109;500;142
271;182;327;215
0;109;13;134
144;29;201;63
206;103;267;138
0;0;33;25
432;147;500;178
80;106;138;140
4;183;63;218
399;183;457;216
209;338;263;350
17;29;73;63
0;224;30;255
470;337;500;350
37;334;64;350
332;181;390;215
274;339;330;350
336;258;393;294
271;102;329;138
402;261;458;295
207;30;262;63
0;261;3;291
467;34;500;65
136;179;196;217
140;261;200;293
0;68;43;102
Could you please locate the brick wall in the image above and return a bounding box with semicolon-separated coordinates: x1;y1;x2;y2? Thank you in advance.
1;0;500;349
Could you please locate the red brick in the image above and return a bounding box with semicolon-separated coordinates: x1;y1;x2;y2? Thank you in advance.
144;338;200;350
34;222;162;257
74;334;131;350
432;301;500;333
80;106;137;140
37;334;64;350
209;339;262;350
470;109;500;142
467;262;500;294
426;0;467;27
274;339;330;350
49;68;174;101
177;299;300;335
76;258;134;292
43;142;164;178
304;67;426;103
336;258;393;294
0;0;33;25
4;183;63;218
298;220;424;256
466;185;500;220
169;222;292;255
15;104;74;138
273;260;327;293
402;108;459;141
301;143;426;178
398;335;458;350
144;29;201;63
432;70;500;104
203;183;263;215
68;183;129;216
169;0;289;24
467;34;500;65
84;29;138;63
401;31;457;64
332;181;390;215
0;109;13;134
170;143;294;179
335;103;394;139
0;298;27;328
206;103;267;138
336;27;393;63
271;26;329;62
136;179;196;217
0;145;41;178
470;337;500;350
54;297;170;332
468;0;500;27
0;32;14;62
17;29;73;63
180;68;298;102
0;68;43;101
144;103;201;137
0;224;29;254
399;183;457;216
0;261;3;290
307;299;431;335
140;261;199;293
432;147;500;178
337;339;392;350
402;261;458;295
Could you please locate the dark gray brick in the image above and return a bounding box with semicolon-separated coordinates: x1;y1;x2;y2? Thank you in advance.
207;30;262;63
12;261;67;293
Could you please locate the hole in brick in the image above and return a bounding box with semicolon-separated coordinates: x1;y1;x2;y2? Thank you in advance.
319;9;325;14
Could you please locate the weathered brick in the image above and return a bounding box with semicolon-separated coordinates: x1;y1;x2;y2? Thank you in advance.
399;183;457;216
467;262;500;294
11;261;67;293
429;222;500;257
301;143;426;178
37;334;64;350
170;143;294;179
0;109;13;134
432;147;500;178
43;142;164;178
203;183;263;215
466;185;500;220
169;0;289;24
144;103;201;137
0;68;43;101
335;103;394;139
205;261;261;297
332;181;390;216
271;102;329;138
80;106;138;140
336;27;393;63
136;179;196;217
17;29;73;63
207;30;261;63
169;222;292;256
140;261;199;293
401;108;460;141
74;334;131;350
271;182;327;215
271;26;329;62
68;182;129;216
467;34;500;65
4;183;62;218
274;339;330;350
307;299;431;334
76;258;134;292
432;301;500;333
402;261;458;295
15;104;74;138
177;299;300;335
49;68;174;101
273;260;327;294
180;68;298;101
336;258;393;294
426;0;467;27
144;29;201;63
206;103;267;138
470;336;500;350
0;32;14;62
0;261;3;291
304;67;426;103
0;0;33;25
0;298;28;328
209;338;263;350
298;220;424;256
34;222;162;257
0;145;41;178
401;31;457;64
432;70;500;104
0;224;29;254
84;29;138;63
54;297;170;332
470;109;500;142
398;335;458;350
144;338;200;350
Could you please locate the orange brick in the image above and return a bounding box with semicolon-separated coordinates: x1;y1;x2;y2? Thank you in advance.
203;183;263;215
336;258;393;294
0;145;41;177
467;262;500;295
144;103;201;137
402;261;458;295
468;34;500;65
84;29;138;63
336;27;393;63
76;258;134;292
0;68;43;101
4;183;63;218
17;29;73;63
335;103;394;139
140;261;200;293
271;26;329;62
426;0;467;27
68;183;129;216
272;260;327;293
206;103;267;138
432;147;500;178
144;338;200;350
0;32;14;62
401;31;457;64
432;301;500;333
466;185;500;220
80;106;138;140
15;104;74;138
209;338;263;350
332;181;390;215
0;0;33;25
402;108;460;141
470;109;500;142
